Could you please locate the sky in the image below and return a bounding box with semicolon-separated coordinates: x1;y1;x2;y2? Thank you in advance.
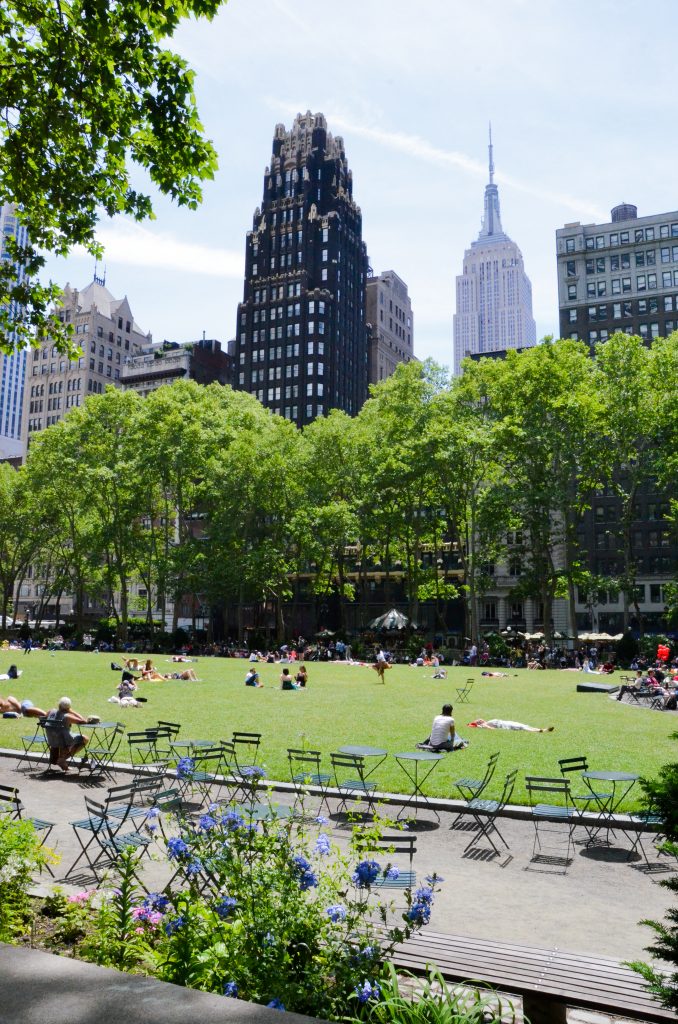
41;0;678;370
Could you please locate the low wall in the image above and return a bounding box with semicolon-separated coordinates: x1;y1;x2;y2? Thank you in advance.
0;944;325;1024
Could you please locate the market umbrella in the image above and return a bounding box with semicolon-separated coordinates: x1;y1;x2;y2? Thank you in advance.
367;609;415;631
315;629;336;639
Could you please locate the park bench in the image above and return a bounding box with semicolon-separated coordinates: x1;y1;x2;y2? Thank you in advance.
388;929;673;1024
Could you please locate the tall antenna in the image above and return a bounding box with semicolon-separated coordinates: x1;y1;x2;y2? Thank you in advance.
488;122;494;185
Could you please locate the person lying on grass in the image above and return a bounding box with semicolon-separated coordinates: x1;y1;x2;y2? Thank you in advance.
468;718;554;732
0;694;46;717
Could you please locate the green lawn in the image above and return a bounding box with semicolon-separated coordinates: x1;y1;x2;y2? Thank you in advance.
1;651;674;810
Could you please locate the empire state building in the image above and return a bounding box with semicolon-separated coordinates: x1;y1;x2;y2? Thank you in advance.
453;131;536;375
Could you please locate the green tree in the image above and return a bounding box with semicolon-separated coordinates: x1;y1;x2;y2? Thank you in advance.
0;0;221;355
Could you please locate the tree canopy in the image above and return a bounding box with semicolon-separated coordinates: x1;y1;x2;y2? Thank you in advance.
0;0;222;355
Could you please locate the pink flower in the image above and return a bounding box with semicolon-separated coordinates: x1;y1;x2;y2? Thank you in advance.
68;890;93;904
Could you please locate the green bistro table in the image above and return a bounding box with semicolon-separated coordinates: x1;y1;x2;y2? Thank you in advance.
582;769;639;846
338;745;388;779
395;750;443;823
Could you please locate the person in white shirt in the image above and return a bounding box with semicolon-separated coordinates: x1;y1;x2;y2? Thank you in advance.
418;704;467;751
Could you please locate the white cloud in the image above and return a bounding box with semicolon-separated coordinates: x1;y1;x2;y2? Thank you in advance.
75;220;244;279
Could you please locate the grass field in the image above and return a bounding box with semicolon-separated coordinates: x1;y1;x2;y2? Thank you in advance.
1;651;675;810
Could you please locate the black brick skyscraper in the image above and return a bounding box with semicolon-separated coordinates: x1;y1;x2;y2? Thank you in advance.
234;112;369;425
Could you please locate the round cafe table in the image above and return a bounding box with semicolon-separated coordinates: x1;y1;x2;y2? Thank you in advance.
582;769;639;846
394;750;443;822
338;744;388;779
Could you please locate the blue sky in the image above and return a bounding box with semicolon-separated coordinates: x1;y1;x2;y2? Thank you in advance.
41;0;678;369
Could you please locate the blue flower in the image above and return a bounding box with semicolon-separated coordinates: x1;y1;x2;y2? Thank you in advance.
355;980;380;1004
385;866;400;880
425;873;443;885
221;810;245;831
176;757;195;780
223;981;239;998
314;833;331;856
185;859;202;877
407;899;432;926
326;904;347;922
241;765;267;778
214;895;237;919
199;814;217;832
167;837;189;860
413;885;434;905
164;915;185;936
143;892;170;913
315;815;329;825
145;807;160;820
267;998;286;1010
292;854;318;891
352;859;380;886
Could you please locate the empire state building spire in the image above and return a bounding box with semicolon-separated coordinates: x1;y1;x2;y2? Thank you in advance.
479;123;503;239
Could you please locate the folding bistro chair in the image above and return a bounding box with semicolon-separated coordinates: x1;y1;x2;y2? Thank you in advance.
525;776;576;870
462;769;518;856
558;756;613;844
0;784;56;875
79;796;152;881
127;729;166;765
450;752;500;830
330;752;379;818
455;679;474;704
287;748;332;817
83;723;126;778
104;779;164;830
370;833;417;890
231;731;262;771
15;717;50;771
180;743;234;807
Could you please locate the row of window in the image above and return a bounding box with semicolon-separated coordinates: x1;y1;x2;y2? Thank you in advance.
238;341;326;365
252;284;302;303
245;362;326;383
572;322;676;342
32;358;85;376
252;261;330;280
566;271;678;301
564;223;678;253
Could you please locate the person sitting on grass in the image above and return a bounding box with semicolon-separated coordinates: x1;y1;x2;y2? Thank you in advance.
417;703;468;751
0;694;47;718
45;697;91;772
245;667;263;688
295;664;308;688
280;667;299;690
468;718;554;732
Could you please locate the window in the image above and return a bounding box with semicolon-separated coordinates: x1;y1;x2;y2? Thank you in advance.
610;233;619;246
610;255;620;271
597;281;606;296
588;306;597;322
648;273;657;289
567;284;577;300
568;309;577;323
663;272;673;288
587;282;596;298
483;601;497;621
620;231;629;244
622;277;631;293
637;274;646;291
585;237;595;250
596;257;605;273
321;249;328;262
565;237;575;253
585;259;594;275
567;260;577;277
321;269;328;281
596;235;605;249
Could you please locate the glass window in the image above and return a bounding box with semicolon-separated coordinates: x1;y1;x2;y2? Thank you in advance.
567;260;577;277
597;281;606;296
660;225;669;239
567;284;577;300
613;303;621;319
610;255;620;271
635;252;645;268
664;296;674;311
568;309;577;323
596;235;605;248
610;233;619;246
585;259;594;275
565;237;575;253
611;279;621;295
587;282;596;298
620;231;629;244
596;257;605;273
585;237;595;250
645;227;655;241
661;247;670;263
648;273;657;289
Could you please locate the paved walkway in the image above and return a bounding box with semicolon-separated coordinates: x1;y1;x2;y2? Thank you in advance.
2;752;674;1023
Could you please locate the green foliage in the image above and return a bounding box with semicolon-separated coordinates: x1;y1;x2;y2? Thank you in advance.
0;0;222;354
0;817;50;942
40;888;95;946
78;849;155;972
348;963;516;1024
628;731;678;1008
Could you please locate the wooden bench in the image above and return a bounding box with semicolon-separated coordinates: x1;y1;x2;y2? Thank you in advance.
389;930;673;1023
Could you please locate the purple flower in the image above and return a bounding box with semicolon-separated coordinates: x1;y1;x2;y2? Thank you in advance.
352;859;380;887
167;837;189;860
223;981;239;998
241;765;267;778
385;866;400;880
314;833;331;856
406;889;434;926
185;859;202;877
425;873;443;885
326;904;347;923
267;998;286;1011
355;980;381;1004
199;814;217;832
315;815;329;825
145;807;160;820
214;895;237;919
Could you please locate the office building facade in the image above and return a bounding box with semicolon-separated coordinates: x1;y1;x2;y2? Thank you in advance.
0;204;28;460
556;203;678;346
121;337;232;396
20;275;150;455
365;270;414;384
234;112;369;426
453;133;536;376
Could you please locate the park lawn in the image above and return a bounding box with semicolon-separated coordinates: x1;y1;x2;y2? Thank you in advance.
0;651;674;811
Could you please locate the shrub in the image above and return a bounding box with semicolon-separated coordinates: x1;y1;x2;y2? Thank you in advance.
0;817;51;942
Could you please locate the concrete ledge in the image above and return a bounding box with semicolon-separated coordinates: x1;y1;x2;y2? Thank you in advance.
0;747;653;830
0;943;324;1024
